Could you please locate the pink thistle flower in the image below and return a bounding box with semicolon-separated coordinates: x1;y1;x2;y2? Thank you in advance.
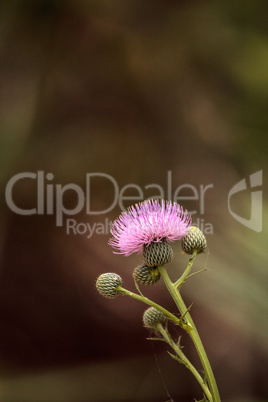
108;199;192;256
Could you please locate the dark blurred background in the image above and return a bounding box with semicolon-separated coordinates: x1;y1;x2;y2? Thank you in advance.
0;0;268;401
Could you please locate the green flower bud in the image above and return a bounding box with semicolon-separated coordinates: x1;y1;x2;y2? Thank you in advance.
181;226;207;255
96;273;122;299
133;264;161;285
143;307;166;328
143;238;173;267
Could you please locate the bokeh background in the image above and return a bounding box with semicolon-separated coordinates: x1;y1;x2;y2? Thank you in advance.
0;0;268;401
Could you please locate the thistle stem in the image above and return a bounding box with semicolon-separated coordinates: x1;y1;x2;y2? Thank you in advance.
158;264;221;402
117;286;183;328
174;251;197;288
156;323;212;401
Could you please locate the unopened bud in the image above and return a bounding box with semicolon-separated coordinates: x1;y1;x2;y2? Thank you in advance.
143;307;166;328
181;226;207;254
133;264;161;285
96;273;122;298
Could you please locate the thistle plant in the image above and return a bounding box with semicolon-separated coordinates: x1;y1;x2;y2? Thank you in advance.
96;199;221;402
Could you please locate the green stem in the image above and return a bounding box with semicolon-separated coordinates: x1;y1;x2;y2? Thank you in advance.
117;286;182;328
158;265;221;402
156;323;212;402
174;251;197;288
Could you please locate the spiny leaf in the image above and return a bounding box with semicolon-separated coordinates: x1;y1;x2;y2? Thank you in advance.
176;336;183;348
167;351;184;365
134;280;144;297
147;337;166;343
187;268;208;281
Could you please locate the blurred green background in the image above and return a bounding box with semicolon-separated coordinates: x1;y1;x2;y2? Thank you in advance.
0;0;268;401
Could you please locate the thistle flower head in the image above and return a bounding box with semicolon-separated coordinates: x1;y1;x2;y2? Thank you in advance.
108;199;191;256
143;237;174;267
